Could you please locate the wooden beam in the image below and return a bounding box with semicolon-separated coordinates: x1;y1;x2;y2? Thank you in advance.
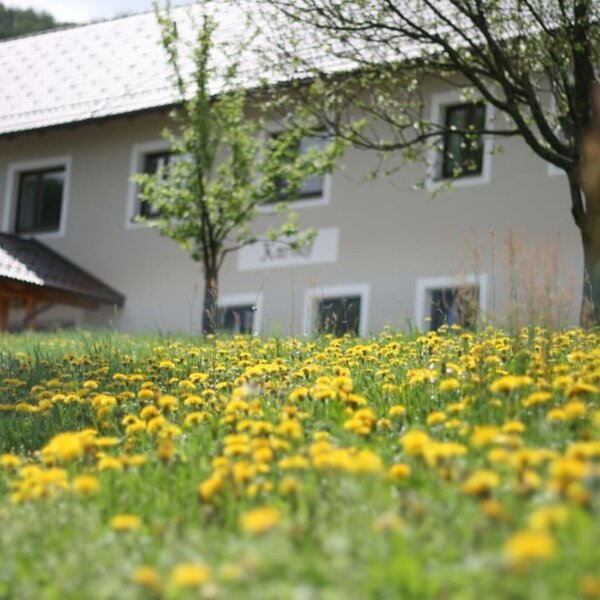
0;299;8;332
25;295;37;331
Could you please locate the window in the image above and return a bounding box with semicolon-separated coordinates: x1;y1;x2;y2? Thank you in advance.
427;286;479;331
138;151;172;219
216;293;263;335
126;141;173;229
304;284;369;337
217;304;256;334
261;133;331;210
415;274;487;331
441;103;486;179
427;91;492;189
15;168;65;233
316;295;361;336
3;156;71;238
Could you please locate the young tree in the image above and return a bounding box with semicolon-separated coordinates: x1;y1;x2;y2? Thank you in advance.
137;4;345;334
260;0;600;324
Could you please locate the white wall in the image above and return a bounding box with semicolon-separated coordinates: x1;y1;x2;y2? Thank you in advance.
0;92;582;335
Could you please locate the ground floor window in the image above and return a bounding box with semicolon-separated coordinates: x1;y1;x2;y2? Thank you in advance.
216;293;262;335
304;284;369;337
217;304;255;334
415;274;487;331
316;295;361;336
428;286;479;331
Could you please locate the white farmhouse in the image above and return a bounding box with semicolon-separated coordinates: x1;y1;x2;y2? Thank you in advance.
0;5;581;334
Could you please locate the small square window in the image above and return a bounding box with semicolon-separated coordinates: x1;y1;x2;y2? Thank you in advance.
15;167;65;234
441;103;486;179
268;133;327;203
138;151;172;218
217;304;256;334
316;295;361;336
427;285;479;331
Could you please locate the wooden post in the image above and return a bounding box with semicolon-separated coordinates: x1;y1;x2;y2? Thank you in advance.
25;295;37;331
0;299;8;332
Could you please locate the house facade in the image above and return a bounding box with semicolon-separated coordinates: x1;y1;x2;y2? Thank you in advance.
0;6;583;335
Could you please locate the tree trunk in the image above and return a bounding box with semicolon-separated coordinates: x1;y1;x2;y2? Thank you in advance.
579;213;600;327
202;268;219;335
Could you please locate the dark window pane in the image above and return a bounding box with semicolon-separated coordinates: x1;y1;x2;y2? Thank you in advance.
139;151;171;218
39;171;64;229
441;103;485;179
268;134;326;203
16;168;64;233
317;295;361;337
218;304;255;334
429;286;479;331
16;173;38;232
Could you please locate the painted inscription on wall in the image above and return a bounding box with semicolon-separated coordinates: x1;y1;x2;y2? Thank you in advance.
237;228;339;271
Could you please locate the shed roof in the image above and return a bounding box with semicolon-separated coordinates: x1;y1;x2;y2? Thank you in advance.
0;233;125;306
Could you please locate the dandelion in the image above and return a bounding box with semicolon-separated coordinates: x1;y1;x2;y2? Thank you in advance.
110;513;141;532
504;529;556;566
72;475;100;495
131;566;162;593
388;462;411;481
170;563;211;588
239;506;282;534
461;470;500;497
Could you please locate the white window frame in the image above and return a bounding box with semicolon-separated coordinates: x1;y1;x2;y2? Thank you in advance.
426;90;494;191
217;292;263;336
257;129;333;213
3;155;72;239
415;273;488;331
125;139;172;230
303;283;370;337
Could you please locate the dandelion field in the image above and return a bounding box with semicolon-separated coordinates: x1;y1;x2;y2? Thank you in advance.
0;327;599;599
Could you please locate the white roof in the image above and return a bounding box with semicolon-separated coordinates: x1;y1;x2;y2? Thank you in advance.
0;3;272;136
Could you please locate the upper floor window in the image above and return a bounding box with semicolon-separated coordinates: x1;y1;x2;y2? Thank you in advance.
16;167;65;233
441;102;486;180
139;151;172;219
126;141;173;229
261;133;331;210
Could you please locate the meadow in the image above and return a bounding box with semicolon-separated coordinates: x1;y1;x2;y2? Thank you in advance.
0;326;599;599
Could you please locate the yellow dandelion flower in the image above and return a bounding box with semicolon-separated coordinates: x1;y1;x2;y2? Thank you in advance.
547;408;567;422
528;505;568;530
461;469;500;497
72;475;100;495
400;430;430;456
131;566;162;592
170;563;211;588
504;529;556;566
502;421;526;434
439;378;460;392
427;411;446;426
110;513;141;532
389;404;406;418
388;462;411;481
0;454;21;469
239;506;282;534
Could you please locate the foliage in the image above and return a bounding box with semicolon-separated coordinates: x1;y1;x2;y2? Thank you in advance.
136;3;346;334
0;2;66;39
258;0;600;323
0;326;600;598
